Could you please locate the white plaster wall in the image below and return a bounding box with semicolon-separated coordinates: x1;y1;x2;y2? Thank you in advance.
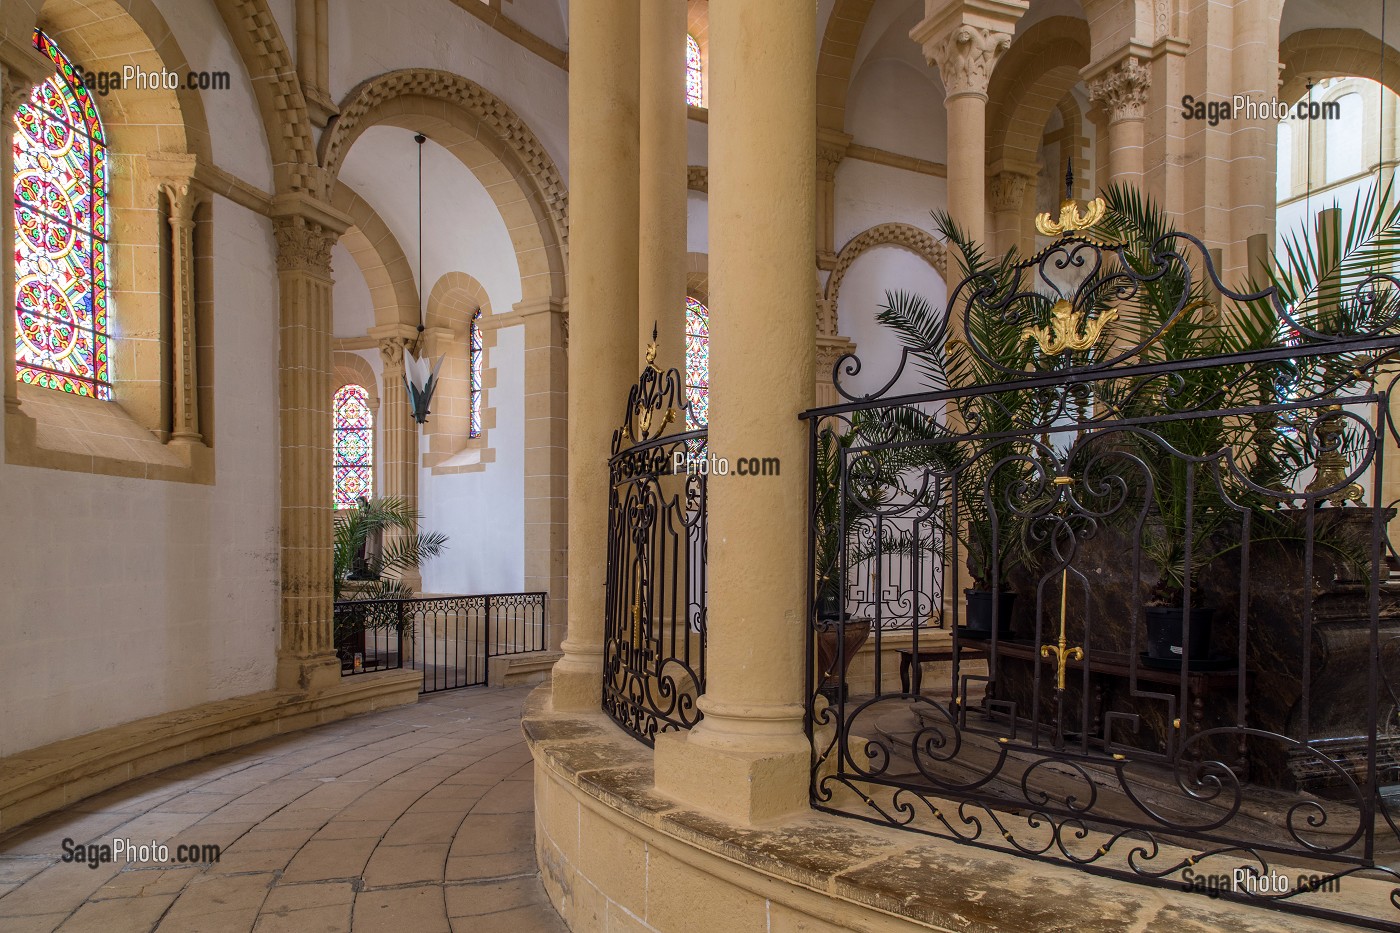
332;242;377;339
834;159;946;248
418;326;526;595
154;0;275;192
687;191;708;255
0;199;281;756
329;0;569;180
836;247;948;399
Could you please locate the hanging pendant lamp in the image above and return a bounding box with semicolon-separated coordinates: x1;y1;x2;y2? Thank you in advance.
405;132;445;424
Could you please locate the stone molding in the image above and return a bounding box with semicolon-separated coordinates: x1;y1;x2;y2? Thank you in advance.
824;223;949;318
1086;55;1151;123
0;670;420;834
211;0;318;193
320;68;569;263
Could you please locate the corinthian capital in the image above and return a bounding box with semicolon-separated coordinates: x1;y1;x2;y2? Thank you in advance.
377;336;414;373
1087;56;1151;123
988;171;1032;212
927;26;1014;99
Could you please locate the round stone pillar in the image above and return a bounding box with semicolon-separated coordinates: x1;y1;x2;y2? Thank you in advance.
652;0;816;825
552;0;641;711
1086;54;1150;189
638;0;688;374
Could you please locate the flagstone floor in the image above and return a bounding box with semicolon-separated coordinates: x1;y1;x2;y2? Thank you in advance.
0;685;565;933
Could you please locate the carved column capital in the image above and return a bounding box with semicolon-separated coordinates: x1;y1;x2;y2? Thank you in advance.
925;26;1014;100
377;335;414;375
273;216;338;275
988;171;1033;213
1086;55;1151;123
816;129;853;183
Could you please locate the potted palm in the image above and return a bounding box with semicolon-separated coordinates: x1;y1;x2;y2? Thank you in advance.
876;213;1040;638
333;496;448;666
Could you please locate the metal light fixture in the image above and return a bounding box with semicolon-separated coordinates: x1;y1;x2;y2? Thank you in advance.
405;132;444;424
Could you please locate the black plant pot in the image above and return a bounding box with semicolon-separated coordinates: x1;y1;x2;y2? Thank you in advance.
1145;605;1212;661
964;589;1016;637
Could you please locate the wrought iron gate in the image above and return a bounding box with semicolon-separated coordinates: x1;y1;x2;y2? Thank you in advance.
806;190;1400;929
603;345;707;744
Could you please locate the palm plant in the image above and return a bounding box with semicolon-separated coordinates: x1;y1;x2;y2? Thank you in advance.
1088;183;1395;605
333;496;448;602
874;212;1039;591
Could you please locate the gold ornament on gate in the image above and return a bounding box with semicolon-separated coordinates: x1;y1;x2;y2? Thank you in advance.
1021;300;1118;355
1035;196;1107;237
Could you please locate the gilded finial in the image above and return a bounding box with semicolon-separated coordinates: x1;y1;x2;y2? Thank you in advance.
1021;300;1118;354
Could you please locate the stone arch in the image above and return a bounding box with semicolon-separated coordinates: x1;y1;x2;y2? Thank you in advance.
1078;0;1153;64
1279;28;1400;105
331;183;420;331
422;272;497;474
211;0;316;193
333;352;379;411
825;223;948;317
986;17;1091;170
319;70;569;302
817;0;879;132
39;0;213;164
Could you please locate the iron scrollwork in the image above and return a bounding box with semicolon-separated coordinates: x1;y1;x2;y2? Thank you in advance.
603;341;707;745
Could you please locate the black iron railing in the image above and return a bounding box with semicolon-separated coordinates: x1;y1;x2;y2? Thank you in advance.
602;347;708;745
335;592;547;692
805;210;1400;930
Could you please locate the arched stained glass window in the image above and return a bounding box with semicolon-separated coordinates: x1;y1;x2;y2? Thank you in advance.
334;384;373;509
470;310;483;438
685;297;709;427
686;35;704;108
13;30;110;399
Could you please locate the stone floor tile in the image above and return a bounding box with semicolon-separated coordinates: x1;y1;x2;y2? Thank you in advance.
0;687;563;933
52;892;176;932
352;884;452;933
361;842;451;886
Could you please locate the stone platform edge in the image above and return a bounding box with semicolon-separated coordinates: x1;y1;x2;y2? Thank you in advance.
0;668;422;834
521;682;1353;933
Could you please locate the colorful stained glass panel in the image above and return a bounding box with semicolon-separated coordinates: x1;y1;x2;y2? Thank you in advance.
686;35;704;107
685;297;709;428
334;384;374;509
13;30;109;400
470;311;483;438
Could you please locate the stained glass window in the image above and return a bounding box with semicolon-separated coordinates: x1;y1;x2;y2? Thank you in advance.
686;35;704;108
13;30;110;399
469;310;483;438
685;297;708;427
334;384;373;509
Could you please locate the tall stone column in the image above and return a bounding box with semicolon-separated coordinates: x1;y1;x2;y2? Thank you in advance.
987;165;1034;256
552;0;641;711
375;329;421;593
653;0;817;825
517;297;569;651
913;2;1026;245
1226;0;1279;281
638;0;688;374
1085;52;1151;189
816;128;853;268
272;193;351;693
159;173;205;446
